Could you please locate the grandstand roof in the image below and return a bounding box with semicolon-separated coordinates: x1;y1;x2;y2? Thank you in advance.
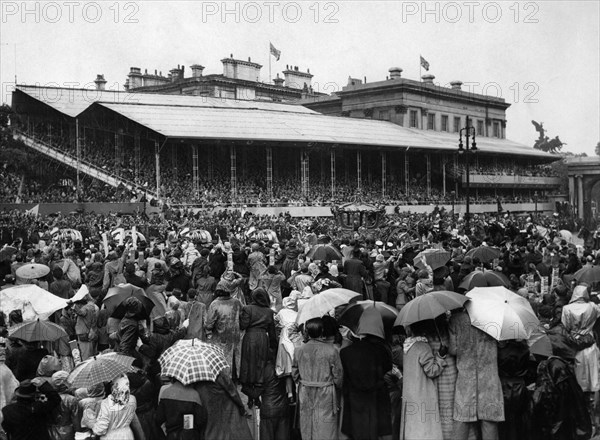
14;85;555;160
13;85;316;117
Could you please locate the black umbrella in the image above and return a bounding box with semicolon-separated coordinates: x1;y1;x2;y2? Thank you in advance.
306;244;343;262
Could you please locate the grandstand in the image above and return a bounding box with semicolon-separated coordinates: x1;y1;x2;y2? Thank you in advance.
7;84;561;214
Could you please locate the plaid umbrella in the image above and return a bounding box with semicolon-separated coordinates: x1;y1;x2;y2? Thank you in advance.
68;353;135;388
159;339;229;385
8;319;67;342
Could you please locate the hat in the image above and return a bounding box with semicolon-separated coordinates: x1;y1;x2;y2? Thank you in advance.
375;240;383;247
14;379;37;399
376;254;385;262
51;370;70;392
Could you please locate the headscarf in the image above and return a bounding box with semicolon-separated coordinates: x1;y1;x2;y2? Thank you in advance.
110;375;130;406
282;296;296;310
251;288;270;308
569;285;589;304
36;355;61;377
51;370;70;393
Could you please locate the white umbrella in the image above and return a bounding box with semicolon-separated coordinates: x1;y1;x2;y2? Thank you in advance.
465;286;539;341
295;288;360;324
0;285;68;320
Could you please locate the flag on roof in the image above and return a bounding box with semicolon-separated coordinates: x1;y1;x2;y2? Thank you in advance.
270;42;281;61
420;55;430;71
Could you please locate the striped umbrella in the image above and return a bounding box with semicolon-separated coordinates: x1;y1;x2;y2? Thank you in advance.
159;339;229;385
68;353;135;389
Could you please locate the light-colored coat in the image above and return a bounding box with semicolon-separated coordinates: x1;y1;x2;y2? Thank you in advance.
292;339;343;440
449;311;505;422
400;337;446;440
561;285;600;392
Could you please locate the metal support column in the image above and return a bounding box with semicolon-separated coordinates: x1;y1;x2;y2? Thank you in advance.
330;150;336;197
134;133;141;181
192;144;199;198
404;151;409;197
114;131;121;168
301;150;310;198
381;151;387;199
266;146;273;200
207;147;213;181
76;118;81;201
442;155;447;197
357;150;362;194
172;146;178;177
230;145;237;201
154;140;161;200
577;175;584;219
426;154;431;199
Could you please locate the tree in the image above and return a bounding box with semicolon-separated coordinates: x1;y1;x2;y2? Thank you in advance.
595;141;600;156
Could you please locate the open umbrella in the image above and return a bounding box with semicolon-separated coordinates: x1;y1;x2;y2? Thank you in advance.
159;339;229;385
338;301;398;335
465;246;502;263
306;244;343;262
0;284;68;320
414;248;451;270
573;266;600;285
296;288;360;324
395;291;468;327
528;325;553;357
459;270;509;290
8;319;68;342
465;286;539;341
15;263;50;280
68;352;135;388
103;284;154;319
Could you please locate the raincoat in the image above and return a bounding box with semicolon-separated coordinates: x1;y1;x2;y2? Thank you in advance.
561;285;600;392
205;294;243;379
292;338;343;440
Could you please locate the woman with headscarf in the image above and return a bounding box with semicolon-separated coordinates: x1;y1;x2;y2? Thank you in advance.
205;288;243;381
275;294;301;404
281;239;301;280
165;296;182;330
35;355;61;385
116;297;146;360
71;293;99;361
400;320;447;440
292;317;343;440
561;284;600;416
49;370;79;440
258;266;286;312
239;288;278;408
92;375;145;440
340;307;393;440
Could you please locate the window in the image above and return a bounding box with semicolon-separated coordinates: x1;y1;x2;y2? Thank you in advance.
493;122;500;138
454;116;461;133
477;120;484;136
441;115;449;132
378;110;390;121
410;110;418;128
427;113;436;130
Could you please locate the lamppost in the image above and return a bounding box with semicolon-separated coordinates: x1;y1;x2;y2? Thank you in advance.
458;116;477;231
450;190;456;220
533;191;538;221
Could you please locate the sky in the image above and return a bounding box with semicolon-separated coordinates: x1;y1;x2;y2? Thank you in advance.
0;1;598;156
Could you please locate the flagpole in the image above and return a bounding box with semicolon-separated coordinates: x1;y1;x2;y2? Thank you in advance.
419;54;422;81
269;43;271;83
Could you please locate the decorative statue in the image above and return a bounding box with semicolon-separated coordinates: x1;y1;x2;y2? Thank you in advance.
532;121;565;153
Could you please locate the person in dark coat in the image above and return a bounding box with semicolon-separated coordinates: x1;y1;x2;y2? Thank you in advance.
497;339;532;440
343;248;368;296
166;259;191;296
124;262;149;289
128;368;165;440
9;340;49;382
340;307;393;440
259;361;290;440
208;246;227;280
139;316;187;379
1;378;61;440
156;379;207;440
239;288;278;408
116;297;146;360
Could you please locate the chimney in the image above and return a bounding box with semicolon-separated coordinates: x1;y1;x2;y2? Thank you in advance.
450;80;463;90
127;67;142;89
190;64;205;78
169;67;181;82
421;74;435;84
283;66;313;89
94;74;107;91
273;73;285;86
389;67;403;80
